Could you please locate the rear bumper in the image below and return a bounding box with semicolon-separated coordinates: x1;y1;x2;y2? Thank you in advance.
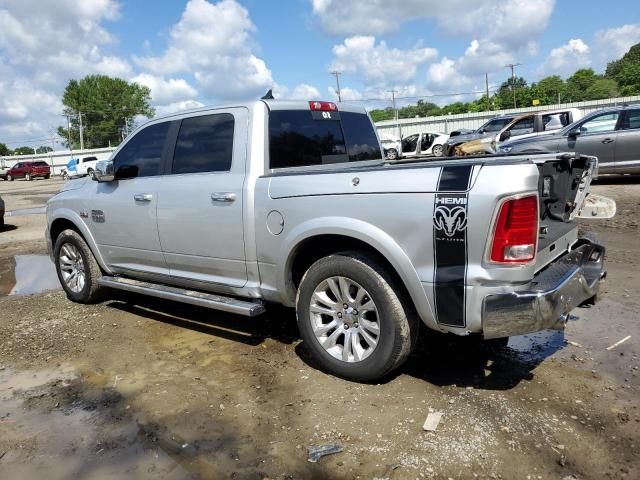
482;240;605;339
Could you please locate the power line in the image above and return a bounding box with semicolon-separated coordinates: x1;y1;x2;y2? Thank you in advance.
505;63;523;108
330;71;342;102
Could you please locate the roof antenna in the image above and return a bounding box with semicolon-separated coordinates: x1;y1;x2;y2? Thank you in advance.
261;89;274;100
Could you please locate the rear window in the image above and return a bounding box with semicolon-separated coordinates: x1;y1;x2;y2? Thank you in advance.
269;110;381;169
33;161;48;166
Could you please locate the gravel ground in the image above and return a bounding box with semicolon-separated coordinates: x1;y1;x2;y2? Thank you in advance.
0;175;638;480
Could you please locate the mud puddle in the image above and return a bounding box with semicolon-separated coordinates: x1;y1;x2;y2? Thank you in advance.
4;207;46;217
0;254;60;296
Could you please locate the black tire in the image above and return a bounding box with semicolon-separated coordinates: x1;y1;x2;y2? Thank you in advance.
62;172;69;180
296;252;418;382
385;148;398;160
432;144;444;157
53;229;105;303
7;174;13;181
87;169;95;180
44;174;50;180
25;172;32;181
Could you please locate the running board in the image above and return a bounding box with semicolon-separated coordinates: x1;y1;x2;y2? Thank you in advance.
97;276;266;317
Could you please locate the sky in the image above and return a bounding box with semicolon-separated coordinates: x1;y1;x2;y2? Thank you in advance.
1;0;640;150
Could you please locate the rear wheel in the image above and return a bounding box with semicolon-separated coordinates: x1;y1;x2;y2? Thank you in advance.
25;172;32;181
54;229;105;303
44;174;50;180
87;168;95;180
62;171;69;180
432;144;444;157
296;252;418;381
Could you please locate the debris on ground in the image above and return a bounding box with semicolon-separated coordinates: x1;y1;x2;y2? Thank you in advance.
605;335;631;351
307;443;343;462
423;412;443;432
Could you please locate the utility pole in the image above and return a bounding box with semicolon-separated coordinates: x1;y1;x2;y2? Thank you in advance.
485;72;490;111
388;89;402;140
330;71;342;102
78;111;84;151
505;63;522;108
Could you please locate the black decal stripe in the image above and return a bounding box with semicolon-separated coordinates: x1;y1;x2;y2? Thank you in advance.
432;165;474;327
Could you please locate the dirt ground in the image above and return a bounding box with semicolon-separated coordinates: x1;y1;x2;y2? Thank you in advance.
0;175;638;480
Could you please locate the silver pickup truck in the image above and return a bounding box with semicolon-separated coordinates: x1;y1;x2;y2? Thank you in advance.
46;100;610;381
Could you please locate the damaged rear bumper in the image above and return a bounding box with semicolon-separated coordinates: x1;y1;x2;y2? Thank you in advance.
482;240;605;339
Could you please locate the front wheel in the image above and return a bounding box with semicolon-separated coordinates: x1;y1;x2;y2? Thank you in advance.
385;148;398;160
54;229;105;303
7;174;13;181
62;171;69;180
25;172;32;181
296;252;418;381
432;144;444;157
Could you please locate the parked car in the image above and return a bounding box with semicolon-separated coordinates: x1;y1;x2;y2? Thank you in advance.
6;160;51;181
0;194;4;228
379;136;402;160
61;158;80;180
443;115;516;155
499;106;640;174
399;131;449;157
457;108;583;155
448;128;474;137
77;156;99;178
47;99;611;381
0;158;9;180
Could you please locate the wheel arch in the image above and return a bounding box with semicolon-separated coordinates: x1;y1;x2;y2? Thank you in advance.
49;210;112;275
278;218;437;329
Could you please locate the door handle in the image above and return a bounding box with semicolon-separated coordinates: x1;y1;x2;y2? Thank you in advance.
134;193;153;202
601;138;614;144
211;192;236;203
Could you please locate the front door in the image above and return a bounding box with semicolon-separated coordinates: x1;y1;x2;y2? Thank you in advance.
156;109;248;288
561;111;620;172
401;134;419;157
87;120;172;275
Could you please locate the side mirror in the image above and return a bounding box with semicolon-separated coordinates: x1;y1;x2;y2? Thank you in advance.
93;160;115;182
568;128;580;138
499;130;511;142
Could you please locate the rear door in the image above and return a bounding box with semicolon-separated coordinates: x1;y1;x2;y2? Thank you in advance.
420;133;436;154
614;108;640;173
156;108;248;288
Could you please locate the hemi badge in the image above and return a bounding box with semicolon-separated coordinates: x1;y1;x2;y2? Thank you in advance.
79;210;89;218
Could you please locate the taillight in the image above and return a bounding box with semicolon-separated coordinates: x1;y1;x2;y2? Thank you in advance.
489;195;539;264
309;101;338;112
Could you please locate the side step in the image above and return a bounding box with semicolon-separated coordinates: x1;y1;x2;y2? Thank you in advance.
97;276;266;317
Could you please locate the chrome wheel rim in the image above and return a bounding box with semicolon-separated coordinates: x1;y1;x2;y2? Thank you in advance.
58;243;86;293
433;145;443;156
309;276;380;363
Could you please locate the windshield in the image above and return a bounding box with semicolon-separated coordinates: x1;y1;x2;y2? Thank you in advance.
477;117;513;133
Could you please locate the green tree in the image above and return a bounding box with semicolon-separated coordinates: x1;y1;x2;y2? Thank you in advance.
58;75;154;149
530;75;566;104
35;146;53;154
565;68;600;101
605;43;640;95
0;143;12;156
584;78;620;100
13;146;35;155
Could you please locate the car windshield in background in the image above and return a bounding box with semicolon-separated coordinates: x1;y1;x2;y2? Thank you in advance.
269;110;381;169
480;118;513;133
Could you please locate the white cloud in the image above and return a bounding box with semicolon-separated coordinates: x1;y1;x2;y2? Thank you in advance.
312;0;554;48
541;38;590;76
135;0;273;100
131;73;198;104
153;100;206;118
593;23;640;63
289;84;321;99
0;0;128;146
330;36;437;87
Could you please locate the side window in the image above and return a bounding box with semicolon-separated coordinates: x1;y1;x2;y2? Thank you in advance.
622;110;640;130
543;113;570;131
172;114;234;174
578;112;620;134
114;121;170;179
507;117;534;136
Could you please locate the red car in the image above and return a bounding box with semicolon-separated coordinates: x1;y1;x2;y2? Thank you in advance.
6;161;51;181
